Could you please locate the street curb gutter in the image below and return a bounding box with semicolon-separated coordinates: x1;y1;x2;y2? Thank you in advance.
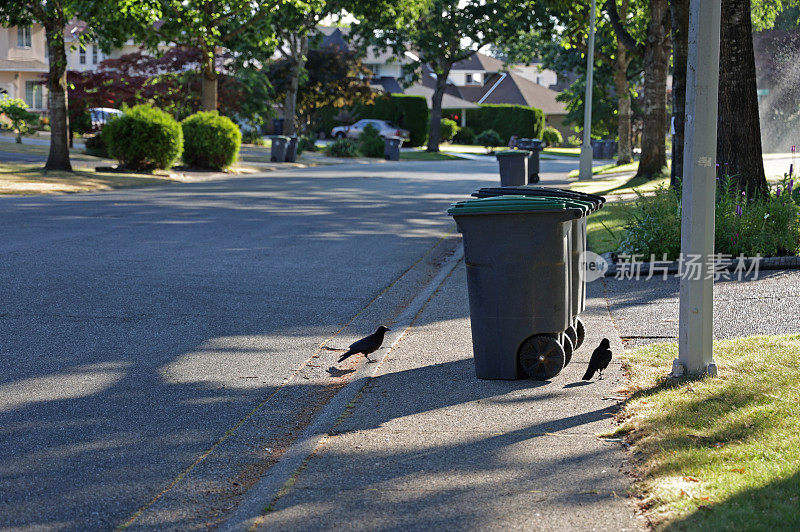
220;244;465;532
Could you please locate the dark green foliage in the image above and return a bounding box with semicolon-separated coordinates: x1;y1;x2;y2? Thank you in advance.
242;129;266;146
84;134;108;158
297;135;317;155
357;124;385;158
620;178;800;260
475;129;503;148
181;111;241;170
70;111;93;136
325;138;359;158
103;104;183;170
356;94;429;147
453;126;475;145
457;104;545;144
439;118;459;142
313;106;343;137
542;126;563;147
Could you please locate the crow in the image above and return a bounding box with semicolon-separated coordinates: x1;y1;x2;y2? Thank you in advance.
582;338;613;380
338;326;390;364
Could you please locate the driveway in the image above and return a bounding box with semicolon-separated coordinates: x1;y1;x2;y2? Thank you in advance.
0;156;581;529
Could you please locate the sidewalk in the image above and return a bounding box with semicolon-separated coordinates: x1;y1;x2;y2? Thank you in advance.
236;261;644;530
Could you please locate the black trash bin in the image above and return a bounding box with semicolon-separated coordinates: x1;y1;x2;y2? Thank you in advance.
270;136;289;162
448;196;589;380
471;186;606;354
285;136;298;162
516;138;544;183
384;136;402;161
272;118;284;136
602;140;616;159
496;149;531;186
590;139;603;159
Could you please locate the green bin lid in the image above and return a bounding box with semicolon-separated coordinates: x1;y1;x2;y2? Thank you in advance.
447;195;585;215
494;149;531;157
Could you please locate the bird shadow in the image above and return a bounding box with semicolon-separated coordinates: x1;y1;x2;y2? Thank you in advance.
327;367;355;377
563;381;593;389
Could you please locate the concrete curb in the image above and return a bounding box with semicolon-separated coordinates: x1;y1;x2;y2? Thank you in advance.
220;245;465;532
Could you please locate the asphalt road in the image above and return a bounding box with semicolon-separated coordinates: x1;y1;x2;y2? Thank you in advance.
1;157;574;529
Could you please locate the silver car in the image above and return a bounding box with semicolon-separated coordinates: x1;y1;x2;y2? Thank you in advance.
331;119;410;140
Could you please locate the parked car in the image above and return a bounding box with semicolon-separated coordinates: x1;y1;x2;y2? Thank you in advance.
331;119;409;140
89;107;123;129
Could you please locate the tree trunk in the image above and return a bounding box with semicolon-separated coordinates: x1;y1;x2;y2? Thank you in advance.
44;23;72;172
635;0;671;179
427;68;450;152
613;0;633;165
201;49;217;112
717;0;767;196
669;0;689;186
283;34;308;137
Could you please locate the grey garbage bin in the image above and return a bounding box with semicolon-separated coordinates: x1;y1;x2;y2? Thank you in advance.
516;138;544;183
285;136;298;163
470;187;606;355
496;149;531;186
448;195;586;380
601;140;616;159
270;136;289;162
590;139;603;159
384;136;402;161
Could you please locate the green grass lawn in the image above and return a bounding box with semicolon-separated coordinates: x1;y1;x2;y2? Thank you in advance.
586;201;628;253
543;146;581;157
439;143;490;154
400;150;460;161
569;173;669;197
615;336;800;530
568;160;642;178
0;162;181;195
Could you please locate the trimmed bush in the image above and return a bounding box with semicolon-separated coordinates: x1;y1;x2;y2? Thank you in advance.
475;129;503;148
440;118;459;142
242;128;266;146
181;111;241;170
453;126;475;145
358;124;385;158
542;126;563;147
84;134;108;158
452;104;545;145
103;104;183;170
325;138;359;158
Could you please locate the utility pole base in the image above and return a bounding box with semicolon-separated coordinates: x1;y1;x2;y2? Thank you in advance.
671;359;718;378
579;144;594;180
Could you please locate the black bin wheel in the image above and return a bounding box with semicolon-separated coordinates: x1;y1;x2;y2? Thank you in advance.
565;325;578;358
575;318;586;349
518;335;565;380
562;334;574;366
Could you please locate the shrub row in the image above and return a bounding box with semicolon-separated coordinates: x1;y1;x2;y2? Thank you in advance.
618;177;800;260
444;103;545;145
356;94;429;147
101;105;240;170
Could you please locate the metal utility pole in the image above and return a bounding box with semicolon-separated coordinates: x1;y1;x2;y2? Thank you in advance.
579;0;596;180
674;0;721;377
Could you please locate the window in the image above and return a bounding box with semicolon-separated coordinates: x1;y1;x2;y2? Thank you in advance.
79;47;86;64
92;45;98;64
17;26;32;48
465;73;473;84
25;81;43;109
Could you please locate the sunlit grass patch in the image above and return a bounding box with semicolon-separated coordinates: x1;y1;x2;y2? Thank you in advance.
586;201;629;254
569;173;669;197
617;336;800;530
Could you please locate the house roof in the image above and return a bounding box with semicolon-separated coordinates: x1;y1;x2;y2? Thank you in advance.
451;52;504;72
403;83;479;110
0;59;48;73
471;71;567;115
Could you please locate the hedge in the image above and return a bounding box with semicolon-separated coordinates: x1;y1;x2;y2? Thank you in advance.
314;95;429;146
444;104;545;144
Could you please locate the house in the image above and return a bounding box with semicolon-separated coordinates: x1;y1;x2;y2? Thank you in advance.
0;24;49;112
